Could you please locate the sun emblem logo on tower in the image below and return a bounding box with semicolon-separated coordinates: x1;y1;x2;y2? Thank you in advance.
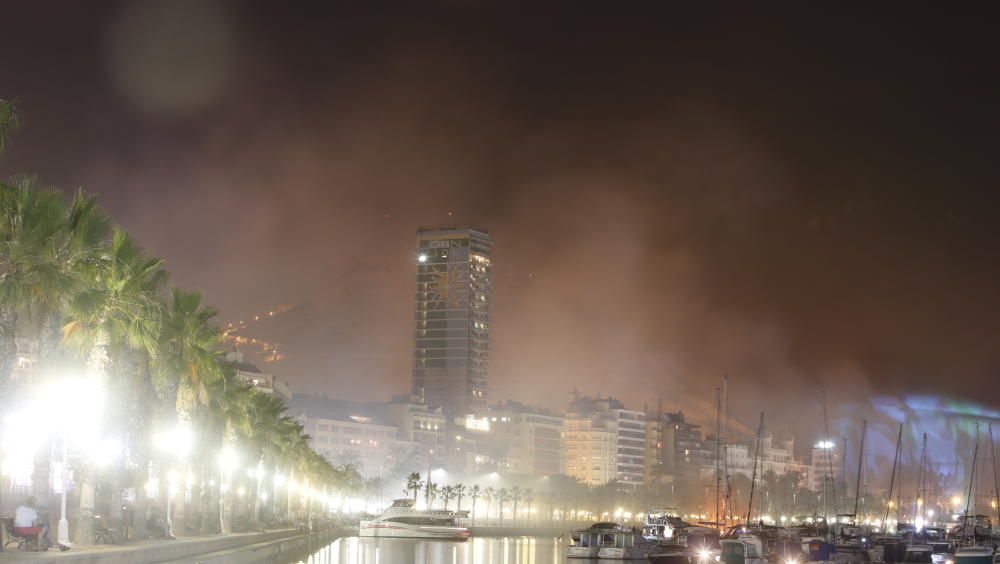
428;264;466;308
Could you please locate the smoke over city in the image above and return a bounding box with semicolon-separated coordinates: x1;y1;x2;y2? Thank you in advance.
4;0;999;457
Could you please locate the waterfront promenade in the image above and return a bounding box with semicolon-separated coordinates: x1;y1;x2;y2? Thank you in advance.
0;528;340;564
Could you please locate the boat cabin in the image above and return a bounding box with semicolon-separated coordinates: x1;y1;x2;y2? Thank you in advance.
720;536;765;564
902;545;934;564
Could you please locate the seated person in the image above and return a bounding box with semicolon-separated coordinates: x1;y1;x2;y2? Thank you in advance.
14;496;68;551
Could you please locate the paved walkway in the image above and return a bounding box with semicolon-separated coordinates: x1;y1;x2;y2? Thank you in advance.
0;530;300;563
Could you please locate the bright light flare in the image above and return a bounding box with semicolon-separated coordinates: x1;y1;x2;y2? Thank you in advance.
92;438;122;468
155;423;193;458
219;447;239;471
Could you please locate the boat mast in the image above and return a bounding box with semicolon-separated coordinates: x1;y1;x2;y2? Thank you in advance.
715;386;722;530
882;423;903;532
745;412;764;526
913;433;927;525
990;424;999;528
723;376;729;526
822;390;837;522
964;423;980;539
853;419;867;520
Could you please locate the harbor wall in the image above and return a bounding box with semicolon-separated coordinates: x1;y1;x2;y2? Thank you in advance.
159;527;341;564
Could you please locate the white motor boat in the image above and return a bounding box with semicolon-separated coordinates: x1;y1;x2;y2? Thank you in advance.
597;530;659;560
568;523;622;558
360;499;470;540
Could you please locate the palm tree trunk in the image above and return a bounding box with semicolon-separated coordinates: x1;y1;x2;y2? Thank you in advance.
30;315;63;510
198;460;217;534
109;475;123;525
251;456;264;530
73;473;97;545
86;329;110;381
286;469;295;525
132;459;150;539
188;466;202;533
173;478;188;536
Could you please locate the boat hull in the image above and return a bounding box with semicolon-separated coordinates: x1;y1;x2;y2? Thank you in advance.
598;546;656;559
955;554;994;564
566;545;601;558
359;521;470;540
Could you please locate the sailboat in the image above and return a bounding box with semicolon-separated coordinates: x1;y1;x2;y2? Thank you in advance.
952;424;997;564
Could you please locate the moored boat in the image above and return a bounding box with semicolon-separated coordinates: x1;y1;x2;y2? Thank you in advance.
953;545;995;564
719;535;766;564
567;522;622;558
596;529;659;560
359;498;470;540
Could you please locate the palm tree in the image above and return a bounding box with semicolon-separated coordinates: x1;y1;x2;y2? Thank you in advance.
237;391;293;530
483;487;495;526
406;472;423;502
0;177;78;510
0;177;66;393
0;171;357;540
454;483;466;512
510;485;522;526
428;483;440;509
469;485;481;525
61;227;166;544
497;488;509;525
156;288;221;423
523;488;533;526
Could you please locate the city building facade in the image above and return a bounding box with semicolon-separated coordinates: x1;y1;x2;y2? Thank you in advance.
808;439;844;492
489;400;565;476
290;394;401;478
225;350;275;394
564;396;645;485
411;226;493;416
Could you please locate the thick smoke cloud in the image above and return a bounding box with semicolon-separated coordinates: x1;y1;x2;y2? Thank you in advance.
2;2;999;451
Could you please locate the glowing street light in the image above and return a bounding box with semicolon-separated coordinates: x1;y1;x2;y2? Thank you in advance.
155;423;194;538
43;376;105;545
219;447;240;533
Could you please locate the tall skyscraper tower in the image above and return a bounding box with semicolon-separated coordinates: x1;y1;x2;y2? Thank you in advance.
411;225;493;415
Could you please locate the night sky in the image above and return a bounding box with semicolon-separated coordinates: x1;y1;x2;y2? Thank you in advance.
4;2;999;443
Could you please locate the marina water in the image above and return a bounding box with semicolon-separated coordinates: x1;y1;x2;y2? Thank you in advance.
288;535;582;564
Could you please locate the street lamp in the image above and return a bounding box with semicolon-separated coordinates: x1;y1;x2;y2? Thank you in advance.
219;447;239;533
154;423;193;538
44;377;104;545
